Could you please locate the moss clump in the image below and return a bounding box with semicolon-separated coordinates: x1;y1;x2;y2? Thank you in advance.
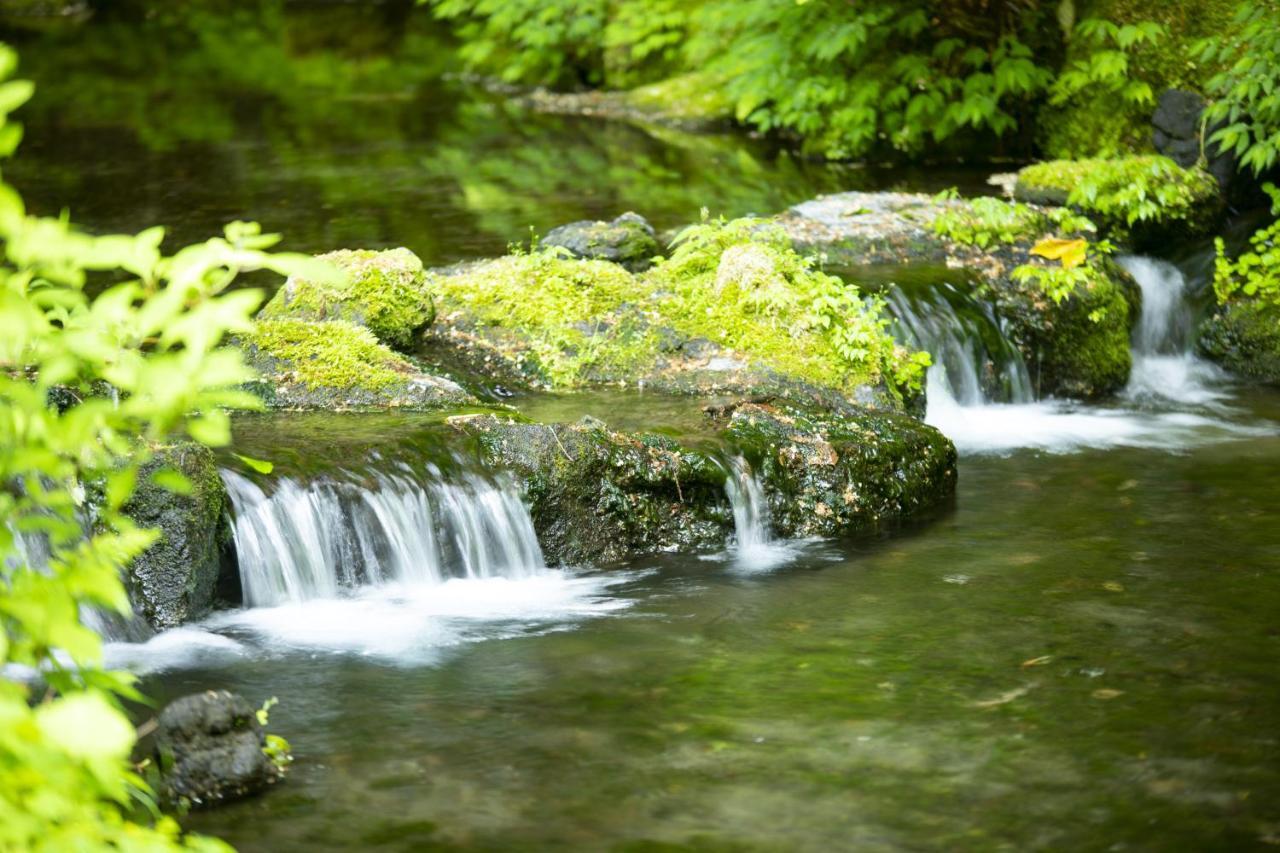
1199;300;1280;383
432;250;658;387
1014;156;1221;241
259;247;432;350
930;196;1096;249
245;318;414;393
541;212;663;272
648;218;925;397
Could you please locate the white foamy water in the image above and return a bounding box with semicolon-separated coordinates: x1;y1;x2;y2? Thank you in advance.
103;466;638;672
892;255;1274;455
721;456;805;572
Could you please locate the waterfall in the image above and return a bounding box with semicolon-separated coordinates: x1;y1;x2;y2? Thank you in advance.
1118;255;1224;406
222;465;546;607
883;281;1034;407
724;456;771;550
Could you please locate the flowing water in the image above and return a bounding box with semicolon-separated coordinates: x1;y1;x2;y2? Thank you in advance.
9;4;1280;851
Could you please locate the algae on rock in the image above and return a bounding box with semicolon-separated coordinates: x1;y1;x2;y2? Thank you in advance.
1199;300;1280;384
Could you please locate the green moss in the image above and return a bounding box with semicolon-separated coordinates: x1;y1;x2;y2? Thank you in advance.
245;318;415;393
259;247;431;350
1199;300;1280;383
647;218;924;396
1014;156;1220;240
624;72;734;125
432;250;659;387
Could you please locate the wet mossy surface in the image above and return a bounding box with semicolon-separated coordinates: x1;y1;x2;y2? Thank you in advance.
718;401;957;538
1199;300;1280;384
542;212;663;272
122;442;229;630
259;248;433;351
241;319;479;412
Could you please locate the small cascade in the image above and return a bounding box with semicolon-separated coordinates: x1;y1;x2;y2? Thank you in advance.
222;465;546;607
723;456;771;550
1118;255;1224;406
884;282;1033;408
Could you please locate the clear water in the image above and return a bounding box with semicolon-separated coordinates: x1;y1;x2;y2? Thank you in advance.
9;5;1280;851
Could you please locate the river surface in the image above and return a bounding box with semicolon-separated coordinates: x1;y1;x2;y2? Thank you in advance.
8;4;1280;851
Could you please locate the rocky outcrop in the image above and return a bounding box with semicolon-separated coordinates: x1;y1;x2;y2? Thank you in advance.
123;443;228;630
718;401;957;538
154;690;280;807
1199;300;1280;384
542;212;663;272
456;413;731;564
778;191;1136;399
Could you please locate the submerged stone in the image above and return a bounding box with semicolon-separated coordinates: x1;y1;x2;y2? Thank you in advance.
154;690;279;807
542;212;663;272
259;248;432;351
123;442;227;630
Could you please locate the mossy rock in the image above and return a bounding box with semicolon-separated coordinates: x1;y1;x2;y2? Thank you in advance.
981;257;1136;399
1198;300;1280;384
542;212;663;272
122;443;228;630
719;401;956;538
1013;156;1223;247
457;414;731;565
259;247;432;351
241;318;478;412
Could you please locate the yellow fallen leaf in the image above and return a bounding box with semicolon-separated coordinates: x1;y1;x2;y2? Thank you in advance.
1092;688;1124;700
1102;581;1125;592
1021;655;1053;668
1031;237;1088;269
973;684;1035;708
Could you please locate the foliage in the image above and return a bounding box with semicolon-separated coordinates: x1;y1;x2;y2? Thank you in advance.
1012;237;1115;311
0;45;321;850
930;194;1095;248
1017;156;1219;228
1049;17;1165;109
256;698;293;775
1213;183;1280;306
1197;0;1280;176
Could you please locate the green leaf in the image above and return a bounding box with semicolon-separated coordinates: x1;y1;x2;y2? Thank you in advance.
234;453;275;475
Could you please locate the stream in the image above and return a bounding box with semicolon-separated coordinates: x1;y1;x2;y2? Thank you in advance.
7;5;1280;850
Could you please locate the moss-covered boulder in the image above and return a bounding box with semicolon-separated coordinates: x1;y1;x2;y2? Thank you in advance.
122;443;228;630
1013;156;1222;247
259;248;432;350
456;414;731;565
428;220;925;411
513;71;734;132
242;318;478;412
718;401;956;538
542;212;663;272
1199;300;1280;384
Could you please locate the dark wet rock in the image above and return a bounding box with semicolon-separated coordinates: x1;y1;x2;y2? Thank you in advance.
155;690;279;807
1199;300;1280;384
716;401;956;538
1152;89;1237;188
122;443;228;630
543;212;663;272
455;414;731;564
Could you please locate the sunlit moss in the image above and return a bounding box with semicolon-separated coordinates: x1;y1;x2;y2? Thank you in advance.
245;318;415;392
259;248;432;350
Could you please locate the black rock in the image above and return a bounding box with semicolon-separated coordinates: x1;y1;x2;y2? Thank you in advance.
1152;89;1207;139
155;690;279;807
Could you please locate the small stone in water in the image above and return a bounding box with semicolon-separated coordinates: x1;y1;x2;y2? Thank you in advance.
943;574;971;585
